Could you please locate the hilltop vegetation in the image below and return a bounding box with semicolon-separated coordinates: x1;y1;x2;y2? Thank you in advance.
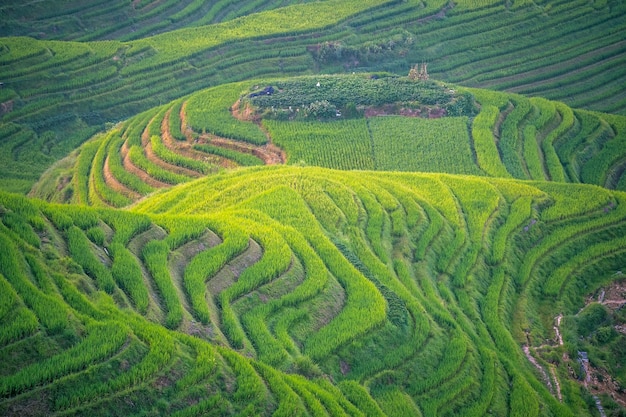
2;167;626;416
1;0;625;192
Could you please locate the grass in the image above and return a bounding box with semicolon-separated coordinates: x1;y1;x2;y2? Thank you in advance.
1;1;626;415
29;74;624;210
265;118;374;170
369;116;482;174
1;166;626;415
1;0;624;193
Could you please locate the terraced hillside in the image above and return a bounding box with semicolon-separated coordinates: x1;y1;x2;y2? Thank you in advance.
35;74;626;206
3;1;626;415
0;0;322;41
2;167;626;416
2;0;625;193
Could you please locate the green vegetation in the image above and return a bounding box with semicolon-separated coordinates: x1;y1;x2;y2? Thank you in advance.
0;0;624;191
193;144;264;167
37;75;626;208
249;74;474;119
1;1;626;416
1;165;625;415
369;116;482;174
265;118;374;170
186;82;267;145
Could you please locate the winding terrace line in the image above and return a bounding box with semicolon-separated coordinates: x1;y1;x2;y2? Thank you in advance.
103;155;141;200
161;107;234;169
120;139;170;189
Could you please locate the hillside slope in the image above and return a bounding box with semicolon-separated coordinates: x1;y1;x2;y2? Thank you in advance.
1;0;625;193
0;0;322;41
2;167;626;416
33;75;626;206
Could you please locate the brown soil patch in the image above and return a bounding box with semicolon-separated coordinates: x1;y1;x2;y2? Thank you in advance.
179;101;195;142
589;365;626;408
4;391;51;417
587;277;626;312
340;360;350;376
576;278;626;407
141;119;153;146
143;138;202;178
265;143;287;164
121;141;170;189
176;229;223;264
206;136;284;165
229;99;286;164
310;276;346;330
56;173;71;192
206;239;262;297
415;2;453;25
0;100;14;116
229;238;262;278
161;107;232;170
104;155;141;200
231;99;258;123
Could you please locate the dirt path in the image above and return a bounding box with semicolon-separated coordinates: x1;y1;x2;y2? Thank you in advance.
554;314;563;346
523;345;554;394
143;136;202;178
179;101;195;143
550;366;563;402
577;279;626;407
208;136;284;165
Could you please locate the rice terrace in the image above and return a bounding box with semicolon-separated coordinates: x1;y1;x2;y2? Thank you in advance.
0;0;625;416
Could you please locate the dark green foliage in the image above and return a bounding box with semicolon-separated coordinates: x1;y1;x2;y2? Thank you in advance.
142;240;183;329
251;74;472;117
1;211;40;248
110;243;149;314
0;322;127;397
66;225;115;293
577;303;610;337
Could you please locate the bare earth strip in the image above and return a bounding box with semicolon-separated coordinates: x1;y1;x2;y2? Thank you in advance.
121;140;170;189
493;101;514;143
161;107;234;169
103;154;141;200
139;121;201;178
179;101;195;143
208;136;284;165
144;139;202;178
229;99;286;164
523;345;555;396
